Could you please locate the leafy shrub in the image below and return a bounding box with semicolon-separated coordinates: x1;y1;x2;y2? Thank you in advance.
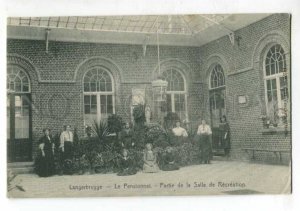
145;123;169;147
173;143;199;166
107;114;124;134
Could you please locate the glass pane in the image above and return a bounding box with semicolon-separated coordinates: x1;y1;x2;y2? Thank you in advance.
106;82;112;91
101;105;106;114
107;95;112;105
84;105;90;114
100;95;107;114
107;104;113;114
90;105;97;114
267;80;271;91
84;83;90;92
84;95;90;104
91;95;97;104
14;113;29;139
280;76;289;100
90;82;96;92
15;82;22;92
100;81;106;91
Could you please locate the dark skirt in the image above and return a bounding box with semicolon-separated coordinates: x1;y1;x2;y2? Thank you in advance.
35;150;55;177
63;141;73;160
199;134;212;163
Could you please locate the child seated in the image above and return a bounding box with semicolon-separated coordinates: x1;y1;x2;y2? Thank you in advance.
143;143;159;173
161;146;179;171
117;149;137;176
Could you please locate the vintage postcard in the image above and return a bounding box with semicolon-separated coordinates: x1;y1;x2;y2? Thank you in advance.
6;13;291;198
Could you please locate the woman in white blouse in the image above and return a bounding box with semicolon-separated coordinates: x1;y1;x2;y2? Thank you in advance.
197;119;212;164
59;125;74;160
172;121;188;145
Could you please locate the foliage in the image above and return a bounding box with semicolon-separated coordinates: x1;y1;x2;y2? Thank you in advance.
107;114;124;134
72;156;90;174
92;120;110;142
132;104;145;125
174;143;199;166
72;136;103;174
132;125;146;150
145;123;168;143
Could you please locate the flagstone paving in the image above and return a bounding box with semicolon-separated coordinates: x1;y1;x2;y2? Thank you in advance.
8;161;291;198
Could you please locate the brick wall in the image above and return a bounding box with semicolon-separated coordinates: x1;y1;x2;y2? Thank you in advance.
198;14;291;163
7;14;291;163
7;39;202;158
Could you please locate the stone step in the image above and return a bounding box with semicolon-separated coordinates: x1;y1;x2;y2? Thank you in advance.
8;162;35;174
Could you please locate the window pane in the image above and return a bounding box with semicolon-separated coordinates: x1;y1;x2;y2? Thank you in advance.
280;76;289;100
84;95;90;104
90;82;96;91
91;95;97;104
84;105;90;114
100;81;106;91
106;82;112;91
90;105;97;114
100;95;107;114
84;83;90;92
107;104;113;114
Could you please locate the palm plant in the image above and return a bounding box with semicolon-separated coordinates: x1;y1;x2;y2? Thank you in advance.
92;120;110;142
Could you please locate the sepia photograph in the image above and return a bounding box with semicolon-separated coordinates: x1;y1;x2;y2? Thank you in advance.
6;13;292;198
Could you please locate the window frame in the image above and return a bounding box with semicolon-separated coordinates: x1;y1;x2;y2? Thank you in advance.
263;44;289;126
162;68;188;121
7;66;31;94
83;67;115;125
209;63;225;90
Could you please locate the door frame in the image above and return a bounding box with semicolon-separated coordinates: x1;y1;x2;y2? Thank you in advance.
7;93;33;162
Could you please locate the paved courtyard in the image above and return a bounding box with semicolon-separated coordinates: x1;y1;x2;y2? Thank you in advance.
8;161;291;198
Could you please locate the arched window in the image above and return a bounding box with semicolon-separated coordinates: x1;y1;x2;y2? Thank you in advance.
209;64;226;129
7;66;30;93
264;44;289;126
162;68;187;121
210;64;225;89
83;67;114;125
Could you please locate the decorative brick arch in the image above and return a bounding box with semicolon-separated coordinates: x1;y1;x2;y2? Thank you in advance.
204;54;229;87
7;53;39;84
75;56;123;93
252;30;290;70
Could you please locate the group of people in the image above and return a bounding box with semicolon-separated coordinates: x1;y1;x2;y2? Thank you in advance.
35;125;74;177
35;116;230;177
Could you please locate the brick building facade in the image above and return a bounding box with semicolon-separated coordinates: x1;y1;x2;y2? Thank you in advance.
7;14;291;163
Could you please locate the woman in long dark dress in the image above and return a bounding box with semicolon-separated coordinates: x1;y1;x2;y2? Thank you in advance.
117;149;137;176
219;115;231;158
36;128;55;177
197;119;213;164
